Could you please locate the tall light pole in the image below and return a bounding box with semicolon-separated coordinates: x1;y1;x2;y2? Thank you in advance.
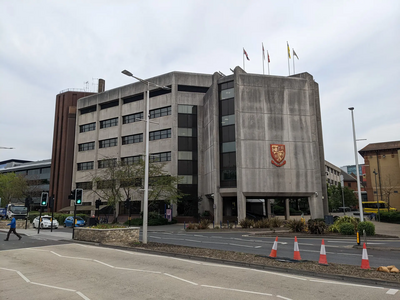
121;70;170;244
373;169;380;221
348;107;364;221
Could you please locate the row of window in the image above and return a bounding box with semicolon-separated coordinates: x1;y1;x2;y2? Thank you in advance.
12;167;51;176
77;152;171;171
80;106;171;132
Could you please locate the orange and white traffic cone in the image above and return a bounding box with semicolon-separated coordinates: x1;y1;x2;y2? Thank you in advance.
318;239;328;265
293;236;301;260
269;236;278;258
361;243;370;269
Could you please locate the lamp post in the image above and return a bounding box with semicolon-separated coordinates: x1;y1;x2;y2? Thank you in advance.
340;174;346;215
121;70;170;244
373;169;380;221
348;107;364;221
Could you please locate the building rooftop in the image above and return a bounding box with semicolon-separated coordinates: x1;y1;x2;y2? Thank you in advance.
359;141;400;155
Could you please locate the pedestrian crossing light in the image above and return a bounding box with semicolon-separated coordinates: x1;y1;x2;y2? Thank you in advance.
41;192;48;207
75;189;83;205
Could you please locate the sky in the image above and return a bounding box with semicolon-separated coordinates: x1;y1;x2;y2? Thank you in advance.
0;0;399;168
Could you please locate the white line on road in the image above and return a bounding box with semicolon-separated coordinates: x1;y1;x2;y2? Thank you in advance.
255;246;262;248
201;285;273;296
76;291;91;300
386;289;398;295
162;238;185;241
148;236;161;239
202;241;228;245
164;273;198;285
185;239;202;243
115;267;161;274
277;295;293;300
94;260;115;268
17;271;30;283
30;282;77;292
309;279;385;290
229;243;255;248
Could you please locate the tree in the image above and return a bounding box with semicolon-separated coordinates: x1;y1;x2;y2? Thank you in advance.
327;184;358;212
381;174;399;208
91;158;184;222
0;173;28;206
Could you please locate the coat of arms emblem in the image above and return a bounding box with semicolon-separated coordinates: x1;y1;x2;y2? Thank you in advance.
270;144;286;167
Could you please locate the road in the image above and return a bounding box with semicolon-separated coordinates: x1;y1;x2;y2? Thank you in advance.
0;239;399;300
144;231;400;268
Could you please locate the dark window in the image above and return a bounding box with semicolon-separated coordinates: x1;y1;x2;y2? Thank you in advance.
150;152;171;162
120;178;142;188
149;129;171;141
100;100;119;110
178;114;197;128
98;159;117;169
99;138;117;148
348;183;351;187
100;118;118;129
41;167;51;174
178;85;209;93
221;152;236;168
178;137;197;151
149;106;171;119
123;93;144;104
78;142;95;151
80;106;97;115
76;182;93;190
220;98;235;116
27;169;40;175
220;81;234;90
121;155;142;165
178;161;198;175
149;86;171;98
122;134;143;145
221;125;235;143
80;122;96;133
77;161;94;171
123;112;143;124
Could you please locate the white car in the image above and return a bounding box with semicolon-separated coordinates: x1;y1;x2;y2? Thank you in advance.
32;215;59;229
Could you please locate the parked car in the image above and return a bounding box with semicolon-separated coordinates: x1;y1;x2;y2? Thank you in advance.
64;216;86;227
32;215;59;229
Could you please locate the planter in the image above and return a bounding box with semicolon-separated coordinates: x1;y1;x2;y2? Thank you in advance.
74;227;140;245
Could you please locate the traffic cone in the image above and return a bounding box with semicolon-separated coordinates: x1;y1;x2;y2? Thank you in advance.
318;239;328;265
269;236;278;258
293;236;301;260
361;243;370;269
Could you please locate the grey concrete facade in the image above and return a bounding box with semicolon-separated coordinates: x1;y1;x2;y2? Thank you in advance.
71;68;327;222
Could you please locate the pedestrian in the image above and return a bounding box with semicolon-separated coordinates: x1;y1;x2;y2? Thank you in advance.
4;216;22;241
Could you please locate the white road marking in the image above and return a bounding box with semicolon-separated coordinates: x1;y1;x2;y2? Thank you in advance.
31;282;76;292
277;295;293;300
185;239;202;243
254;246;262;249
252;269;308;281
115;267;161;274
51;251;92;260
17;271;30;283
309;279;384;289
202;285;273;296
202;241;229;245
76;291;91;300
164;273;198;285
148;236;161;239
93;260;115;268
386;289;398;295
162;237;185;241
194;235;204;237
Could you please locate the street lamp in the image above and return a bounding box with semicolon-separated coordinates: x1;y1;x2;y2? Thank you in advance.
348;107;364;221
121;70;170;244
373;169;380;221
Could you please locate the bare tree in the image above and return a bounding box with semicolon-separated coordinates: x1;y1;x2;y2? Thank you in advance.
381;174;399;208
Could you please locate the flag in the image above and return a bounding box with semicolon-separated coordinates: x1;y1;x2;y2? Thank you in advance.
262;43;265;60
293;49;299;59
287;42;291;59
267;50;270;63
243;48;250;60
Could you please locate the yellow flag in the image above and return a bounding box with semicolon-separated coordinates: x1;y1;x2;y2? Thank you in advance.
287;42;291;59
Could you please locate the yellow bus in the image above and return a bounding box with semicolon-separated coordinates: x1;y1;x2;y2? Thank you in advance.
362;201;397;214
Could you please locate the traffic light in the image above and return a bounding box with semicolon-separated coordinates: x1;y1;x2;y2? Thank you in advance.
75;189;83;205
95;199;101;209
41;192;49;207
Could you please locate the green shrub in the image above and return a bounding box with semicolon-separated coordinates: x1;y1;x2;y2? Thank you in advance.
272;205;284;215
329;215;358;233
269;217;283;228
307;219;327;234
254;218;270;228
357;221;375;236
239;218;255;228
286;219;307;233
339;222;355;235
124;218;142;226
379;211;400;224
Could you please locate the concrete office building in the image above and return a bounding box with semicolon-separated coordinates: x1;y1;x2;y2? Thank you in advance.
72;67;328;223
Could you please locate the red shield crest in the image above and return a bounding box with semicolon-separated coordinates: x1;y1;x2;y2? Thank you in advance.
270;144;286;167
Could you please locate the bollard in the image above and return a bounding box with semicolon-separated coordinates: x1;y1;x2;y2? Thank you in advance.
184;221;186;229
227;220;229;228
213;221;214;229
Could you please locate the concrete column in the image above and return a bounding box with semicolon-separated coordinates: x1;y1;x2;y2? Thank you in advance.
285;198;290;220
267;199;272;218
237;193;246;222
214;194;223;225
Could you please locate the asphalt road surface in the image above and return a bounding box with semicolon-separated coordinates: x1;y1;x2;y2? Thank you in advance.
144;231;400;268
0;239;399;300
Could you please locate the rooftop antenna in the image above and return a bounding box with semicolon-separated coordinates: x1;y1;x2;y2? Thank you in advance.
83;81;89;91
230;68;234;73
218;71;226;76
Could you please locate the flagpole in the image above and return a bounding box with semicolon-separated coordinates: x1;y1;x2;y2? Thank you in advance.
267;51;270;75
293;48;295;74
262;43;265;75
243;48;245;70
287;42;290;76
